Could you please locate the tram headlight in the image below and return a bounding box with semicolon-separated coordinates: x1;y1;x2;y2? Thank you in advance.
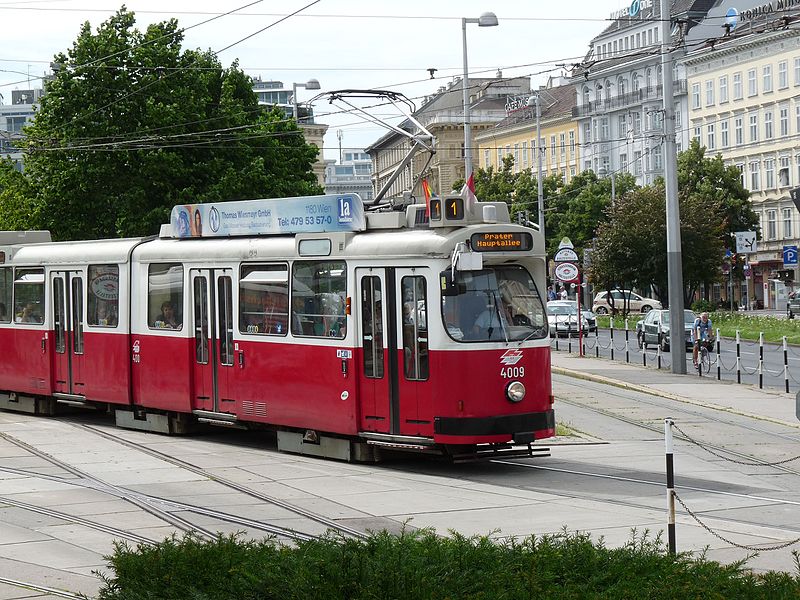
506;381;526;403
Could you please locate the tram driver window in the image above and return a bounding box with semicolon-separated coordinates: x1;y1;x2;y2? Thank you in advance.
291;261;346;339
87;265;119;327
0;267;11;323
239;264;289;336
13;268;44;324
148;263;184;330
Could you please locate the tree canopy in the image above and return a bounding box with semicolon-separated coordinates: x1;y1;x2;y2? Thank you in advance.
8;8;322;240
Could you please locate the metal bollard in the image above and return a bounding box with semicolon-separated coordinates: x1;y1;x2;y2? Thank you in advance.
665;418;676;555
568;321;573;354
595;325;599;358
784;336;789;393
715;328;721;380
758;331;764;390
736;331;741;384
625;318;630;364
657;330;662;370
610;317;615;361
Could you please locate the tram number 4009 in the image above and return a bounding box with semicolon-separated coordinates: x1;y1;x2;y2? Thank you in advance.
501;367;525;378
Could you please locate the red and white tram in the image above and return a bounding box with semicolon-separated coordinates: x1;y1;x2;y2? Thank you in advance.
0;192;554;461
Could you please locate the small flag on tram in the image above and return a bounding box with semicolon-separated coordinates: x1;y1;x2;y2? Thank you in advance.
461;172;478;210
421;178;433;217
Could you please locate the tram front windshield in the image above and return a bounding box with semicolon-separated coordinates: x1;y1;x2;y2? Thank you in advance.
441;265;547;342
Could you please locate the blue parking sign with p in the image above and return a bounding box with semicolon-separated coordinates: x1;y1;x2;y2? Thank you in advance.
784;245;798;266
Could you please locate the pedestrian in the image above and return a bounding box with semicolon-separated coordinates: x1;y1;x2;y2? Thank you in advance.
547;286;557;302
560;286;568;301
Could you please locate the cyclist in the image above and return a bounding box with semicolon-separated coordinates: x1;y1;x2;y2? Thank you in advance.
692;311;713;367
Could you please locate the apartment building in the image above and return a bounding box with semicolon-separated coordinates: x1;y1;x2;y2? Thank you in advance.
474;79;579;184
683;9;800;308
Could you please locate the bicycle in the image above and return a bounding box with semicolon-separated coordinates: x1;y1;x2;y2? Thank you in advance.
696;338;715;375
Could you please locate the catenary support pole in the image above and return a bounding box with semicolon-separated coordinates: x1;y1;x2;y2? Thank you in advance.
660;0;686;375
665;418;676;555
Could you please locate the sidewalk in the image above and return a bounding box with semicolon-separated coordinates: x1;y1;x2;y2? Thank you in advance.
551;350;800;429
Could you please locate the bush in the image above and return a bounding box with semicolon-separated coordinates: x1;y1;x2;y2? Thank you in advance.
691;299;716;313
95;529;800;599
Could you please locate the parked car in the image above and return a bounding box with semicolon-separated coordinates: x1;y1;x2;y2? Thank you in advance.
547;302;590;337
592;289;662;314
547;300;597;332
788;291;800;319
637;309;696;351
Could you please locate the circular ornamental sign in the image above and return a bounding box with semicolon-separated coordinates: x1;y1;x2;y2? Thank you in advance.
555;262;579;282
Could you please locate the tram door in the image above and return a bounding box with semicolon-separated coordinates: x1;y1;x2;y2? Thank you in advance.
190;268;235;414
356;267;431;437
50;270;86;396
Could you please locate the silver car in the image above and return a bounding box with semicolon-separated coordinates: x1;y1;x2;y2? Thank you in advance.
547;302;590;337
547;300;596;332
638;309;696;351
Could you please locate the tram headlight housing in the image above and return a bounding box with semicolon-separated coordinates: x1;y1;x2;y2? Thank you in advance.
506;381;526;403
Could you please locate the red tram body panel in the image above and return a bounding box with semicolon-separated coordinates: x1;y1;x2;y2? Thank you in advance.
0;194;555;461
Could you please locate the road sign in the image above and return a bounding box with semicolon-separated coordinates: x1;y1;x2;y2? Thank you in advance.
554;248;578;262
784;245;798;266
743;263;751;279
554;262;579;282
735;231;757;254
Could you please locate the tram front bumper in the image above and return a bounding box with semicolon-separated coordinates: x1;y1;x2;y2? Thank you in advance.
434;409;555;439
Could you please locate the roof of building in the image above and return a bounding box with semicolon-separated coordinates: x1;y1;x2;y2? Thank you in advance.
487;84;576;133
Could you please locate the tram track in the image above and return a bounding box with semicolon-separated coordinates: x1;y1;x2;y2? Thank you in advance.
550;375;800;478
0;429;336;544
0;576;85;599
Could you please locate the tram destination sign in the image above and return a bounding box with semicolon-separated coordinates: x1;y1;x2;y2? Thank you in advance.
470;232;533;252
169;193;366;238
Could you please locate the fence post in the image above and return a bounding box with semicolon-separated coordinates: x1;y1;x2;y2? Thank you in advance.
784;336;789;394
665;418;676;555
715;327;721;381
736;330;741;384
595;324;599;358
568;320;573;354
610;317;615;361
625;318;630;364
758;331;764;390
657;331;662;370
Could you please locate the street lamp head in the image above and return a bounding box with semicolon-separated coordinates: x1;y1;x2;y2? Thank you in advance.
304;78;321;90
478;11;498;27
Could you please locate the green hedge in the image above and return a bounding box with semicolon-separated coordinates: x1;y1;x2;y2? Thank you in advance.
96;529;800;599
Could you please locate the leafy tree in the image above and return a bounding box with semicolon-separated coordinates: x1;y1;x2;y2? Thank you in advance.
19;8;322;240
0;160;37;231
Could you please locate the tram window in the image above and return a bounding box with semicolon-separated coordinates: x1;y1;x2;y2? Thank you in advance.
53;277;65;352
87;265;119;327
401;276;428;380
193;277;209;364
0;267;11;323
13;268;44;325
72;277;84;354
239;264;288;336
148;263;183;330
291;261;346;339
361;276;383;378
442;265;547;343
218;276;234;366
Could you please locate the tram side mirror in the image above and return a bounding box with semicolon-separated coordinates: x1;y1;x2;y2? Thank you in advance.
440;270;466;297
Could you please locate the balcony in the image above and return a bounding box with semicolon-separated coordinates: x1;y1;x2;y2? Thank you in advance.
573;81;688;117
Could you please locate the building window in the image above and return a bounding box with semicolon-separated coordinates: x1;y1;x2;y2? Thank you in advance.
584;160;591;171
620;153;628;173
692;83;701;109
721;120;729;147
765;159;775;189
719;75;728;103
736;163;745;187
705;80;714;106
749;113;759;142
765;111;774;139
763;64;773;93
514;143;520;170
795;57;800;86
550;135;556;158
693;126;701;143
497;148;502;167
797;155;800;185
484;149;490;169
733;72;743;100
781;107;789;136
748;69;757;96
750;161;760;191
780;156;790;186
560;132;566;158
569;130;575;154
784;208;793;238
706;123;715;150
767;210;777;240
779;60;788;89
521;142;528;168
632;111;641;134
653;145;663;171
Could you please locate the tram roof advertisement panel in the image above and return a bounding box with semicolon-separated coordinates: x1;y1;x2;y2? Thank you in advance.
169;193;365;238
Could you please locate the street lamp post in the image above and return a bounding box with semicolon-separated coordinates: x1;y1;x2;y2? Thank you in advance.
526;93;545;242
461;12;498;182
292;78;321;123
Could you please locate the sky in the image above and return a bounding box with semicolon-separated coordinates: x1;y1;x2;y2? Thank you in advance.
0;0;629;160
